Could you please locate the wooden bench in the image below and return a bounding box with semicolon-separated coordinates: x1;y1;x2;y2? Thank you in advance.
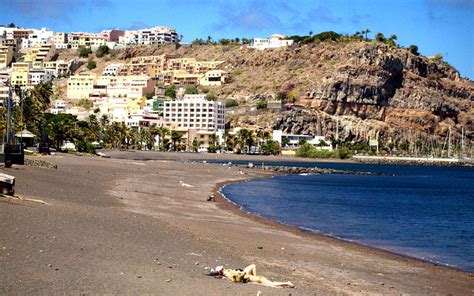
0;173;15;196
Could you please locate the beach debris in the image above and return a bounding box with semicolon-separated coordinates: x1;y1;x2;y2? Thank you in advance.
247;162;254;168
257;291;263;296
207;194;216;202
257;246;263;249
96;152;110;158
179;180;194;187
1;194;48;205
137;275;142;279
166;278;172;283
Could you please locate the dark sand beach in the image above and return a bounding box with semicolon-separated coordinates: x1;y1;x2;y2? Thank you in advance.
1;151;473;295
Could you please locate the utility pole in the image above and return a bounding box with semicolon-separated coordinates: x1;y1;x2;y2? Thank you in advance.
447;126;451;158
335;114;339;150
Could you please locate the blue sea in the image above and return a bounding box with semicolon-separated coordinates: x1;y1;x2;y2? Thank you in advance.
220;162;474;272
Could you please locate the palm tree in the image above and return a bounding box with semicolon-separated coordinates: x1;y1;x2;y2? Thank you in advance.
364;29;371;40
209;133;219;152
236;129;254;154
30;82;53;111
156;126;169;151
171;130;183;151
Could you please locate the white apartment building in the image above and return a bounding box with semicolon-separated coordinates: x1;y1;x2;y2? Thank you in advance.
102;63;124;76
272;130;332;150
249;34;294;50
125;113;165;129
94;97;129;122
28;68;54;85
119;26;180;45
22;28;54;49
163;94;225;131
43;59;74;77
51;99;67;114
53;32;68;49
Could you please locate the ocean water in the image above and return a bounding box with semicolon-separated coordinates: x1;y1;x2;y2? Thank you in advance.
221;163;474;272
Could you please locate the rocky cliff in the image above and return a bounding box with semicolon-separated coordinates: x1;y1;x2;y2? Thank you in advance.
64;41;474;147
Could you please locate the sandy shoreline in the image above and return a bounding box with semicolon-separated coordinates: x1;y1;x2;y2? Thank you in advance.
1;150;473;295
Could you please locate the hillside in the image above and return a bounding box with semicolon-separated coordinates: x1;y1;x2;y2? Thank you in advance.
57;41;474;148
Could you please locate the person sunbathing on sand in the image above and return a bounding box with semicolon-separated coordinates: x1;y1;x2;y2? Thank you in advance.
208;264;295;288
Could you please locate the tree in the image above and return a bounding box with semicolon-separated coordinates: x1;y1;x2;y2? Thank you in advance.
29;82;53;110
434;53;443;61
219;38;231;45
164;85;176;98
78;46;92;58
156;127;169;151
145;92;155;100
281;137;290;148
184;86;198;94
8;23;16;28
95;45;110;58
87;60;97;70
192;138;200;152
387;34;398;47
375;33;386;42
261;140;279;155
241;38;251;45
208;133;219;153
171;130;184;151
363;29;371;40
408;45;419;56
236;129;254;154
206;36;213;45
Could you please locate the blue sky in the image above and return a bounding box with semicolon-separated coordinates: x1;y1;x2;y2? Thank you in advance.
0;0;473;79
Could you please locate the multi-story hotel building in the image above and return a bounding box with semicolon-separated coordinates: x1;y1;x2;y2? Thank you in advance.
163;94;225;131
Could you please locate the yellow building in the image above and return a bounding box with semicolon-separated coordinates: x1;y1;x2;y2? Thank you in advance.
67;73;96;99
199;70;228;86
0;46;13;69
23;44;55;68
126;96;146;114
11;63;30;87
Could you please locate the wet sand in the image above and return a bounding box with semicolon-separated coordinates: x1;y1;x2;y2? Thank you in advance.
1;151;473;295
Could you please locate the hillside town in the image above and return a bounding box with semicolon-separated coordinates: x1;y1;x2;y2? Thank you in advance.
0;24;331;154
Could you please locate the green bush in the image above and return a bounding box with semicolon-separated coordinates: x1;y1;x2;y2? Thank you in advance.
185;86;198;94
338;147;352;159
225;99;239;108
87;60;97;70
256;100;267;109
96;45;110;58
296;143;351;159
78;46;92;58
76;140;96;154
164;85;176;98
